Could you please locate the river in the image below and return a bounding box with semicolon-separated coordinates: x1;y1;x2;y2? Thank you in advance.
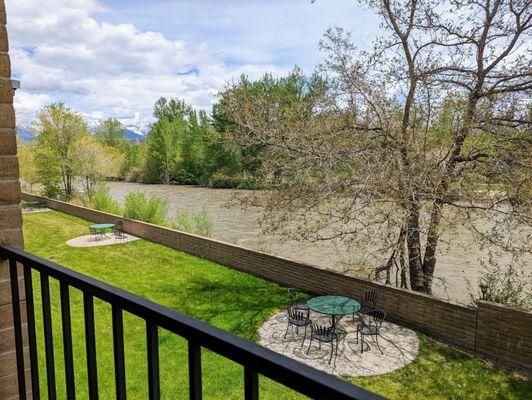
106;181;531;305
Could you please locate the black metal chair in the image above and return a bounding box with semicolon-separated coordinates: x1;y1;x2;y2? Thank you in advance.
89;226;103;242
288;288;309;314
113;220;127;242
284;307;311;347
306;323;339;364
355;290;379;323
356;309;386;354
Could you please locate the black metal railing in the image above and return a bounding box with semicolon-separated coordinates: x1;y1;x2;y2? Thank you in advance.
1;244;385;400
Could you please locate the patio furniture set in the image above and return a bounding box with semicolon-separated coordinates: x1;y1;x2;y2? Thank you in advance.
284;288;386;364
88;220;128;242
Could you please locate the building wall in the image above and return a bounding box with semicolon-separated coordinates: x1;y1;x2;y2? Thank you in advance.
0;1;27;398
22;192;532;372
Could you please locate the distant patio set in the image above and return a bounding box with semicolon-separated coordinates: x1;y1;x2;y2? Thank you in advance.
259;289;419;376
66;220;140;247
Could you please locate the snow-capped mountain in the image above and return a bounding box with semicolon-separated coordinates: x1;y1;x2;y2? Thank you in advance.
16;124;148;142
124;125;148;141
16;125;37;142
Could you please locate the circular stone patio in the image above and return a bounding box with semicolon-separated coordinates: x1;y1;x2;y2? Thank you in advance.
258;310;419;377
66;234;140;247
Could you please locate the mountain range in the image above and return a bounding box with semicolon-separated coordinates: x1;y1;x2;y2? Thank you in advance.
16;125;148;142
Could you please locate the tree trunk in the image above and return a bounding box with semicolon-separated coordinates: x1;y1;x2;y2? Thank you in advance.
405;199;425;292
62;166;73;201
422;198;444;294
397;226;408;289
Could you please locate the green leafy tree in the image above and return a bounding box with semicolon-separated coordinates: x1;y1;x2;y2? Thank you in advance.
219;1;531;295
144;118;186;183
153;97;191;121
121;142;145;181
73;136;124;200
144;97;209;184
17;141;39;192
95;117;126;148
33;103;89;200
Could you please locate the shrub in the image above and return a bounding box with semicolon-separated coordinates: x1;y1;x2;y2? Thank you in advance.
169;208;213;237
89;187;122;215
123;191;168;225
467;260;532;311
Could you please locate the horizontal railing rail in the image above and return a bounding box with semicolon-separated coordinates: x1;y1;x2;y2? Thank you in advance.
1;244;385;400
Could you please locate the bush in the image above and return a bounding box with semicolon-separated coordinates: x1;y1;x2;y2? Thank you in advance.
42;182;62;200
89;187;122;215
169;208;213;237
467;260;532;310
123;191;168;225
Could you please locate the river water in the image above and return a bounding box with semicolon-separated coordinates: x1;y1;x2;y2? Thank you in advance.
106;182;531;305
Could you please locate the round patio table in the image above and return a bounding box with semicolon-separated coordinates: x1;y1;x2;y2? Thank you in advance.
307;295;361;328
89;223;115;239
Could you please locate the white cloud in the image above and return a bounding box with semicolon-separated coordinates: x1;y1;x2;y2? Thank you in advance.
5;0;290;128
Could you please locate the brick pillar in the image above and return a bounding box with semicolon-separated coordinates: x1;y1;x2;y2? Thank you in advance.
0;0;27;398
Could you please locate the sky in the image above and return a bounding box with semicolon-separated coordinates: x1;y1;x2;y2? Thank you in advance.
5;0;380;130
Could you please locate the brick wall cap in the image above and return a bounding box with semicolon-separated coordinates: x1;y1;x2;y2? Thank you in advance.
478;300;532;315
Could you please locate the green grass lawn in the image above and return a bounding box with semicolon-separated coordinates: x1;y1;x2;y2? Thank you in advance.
23;211;530;400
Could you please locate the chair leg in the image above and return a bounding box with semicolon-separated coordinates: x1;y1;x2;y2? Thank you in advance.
301;325;307;348
306;337;312;355
376;335;383;355
361;334;364;354
329;341;334;364
284;322;290;339
319;341;321;350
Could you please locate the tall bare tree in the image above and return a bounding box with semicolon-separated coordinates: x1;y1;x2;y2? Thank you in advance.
219;0;531;294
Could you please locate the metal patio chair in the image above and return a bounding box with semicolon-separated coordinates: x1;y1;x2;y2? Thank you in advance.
89;226;101;242
354;289;379;323
288;288;309;314
306;323;339;364
113;220;127;242
356;309;386;354
284;307;311;347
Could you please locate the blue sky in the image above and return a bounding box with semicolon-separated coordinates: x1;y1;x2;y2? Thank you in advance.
6;0;380;129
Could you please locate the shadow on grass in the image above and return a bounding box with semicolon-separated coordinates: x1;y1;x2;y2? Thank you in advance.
154;274;290;340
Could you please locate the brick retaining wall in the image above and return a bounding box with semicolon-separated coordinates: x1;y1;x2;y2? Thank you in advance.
21;192;532;372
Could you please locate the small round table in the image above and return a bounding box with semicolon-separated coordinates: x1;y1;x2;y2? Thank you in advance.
307;295;361;328
89;223;115;239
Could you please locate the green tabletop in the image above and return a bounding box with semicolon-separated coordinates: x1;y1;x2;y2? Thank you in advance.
90;223;115;230
307;295;360;316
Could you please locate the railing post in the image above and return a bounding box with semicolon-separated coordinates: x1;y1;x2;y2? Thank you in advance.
60;282;75;399
23;265;40;400
146;322;160;400
41;273;57;400
112;306;127;400
9;259;26;399
244;367;259;400
188;341;202;400
83;293;99;400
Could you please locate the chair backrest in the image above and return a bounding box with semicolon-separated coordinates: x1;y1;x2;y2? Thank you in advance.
311;323;333;338
369;309;386;330
288;288;300;304
287;307;307;322
363;290;378;307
